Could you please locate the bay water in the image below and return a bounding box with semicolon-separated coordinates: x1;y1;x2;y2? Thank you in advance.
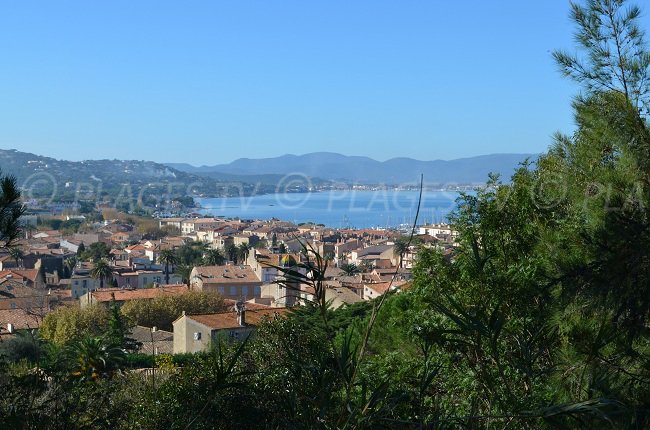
196;190;462;229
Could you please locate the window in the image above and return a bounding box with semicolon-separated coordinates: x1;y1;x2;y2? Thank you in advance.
230;286;237;296
242;286;248;296
254;286;261;296
218;286;225;295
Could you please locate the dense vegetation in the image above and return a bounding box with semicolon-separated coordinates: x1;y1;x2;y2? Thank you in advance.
1;1;650;428
0;148;322;205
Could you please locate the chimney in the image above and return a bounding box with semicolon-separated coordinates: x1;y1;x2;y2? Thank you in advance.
7;323;14;333
235;301;245;326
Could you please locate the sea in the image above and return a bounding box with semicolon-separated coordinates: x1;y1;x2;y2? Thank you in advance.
195;190;464;229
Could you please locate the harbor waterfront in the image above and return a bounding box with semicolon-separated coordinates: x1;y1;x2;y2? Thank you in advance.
195;190;463;228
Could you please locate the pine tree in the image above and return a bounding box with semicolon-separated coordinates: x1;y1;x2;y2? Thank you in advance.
553;0;650;113
0;170;24;249
106;296;140;352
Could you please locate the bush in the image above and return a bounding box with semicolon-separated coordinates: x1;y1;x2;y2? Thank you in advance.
0;332;43;363
125;352;203;369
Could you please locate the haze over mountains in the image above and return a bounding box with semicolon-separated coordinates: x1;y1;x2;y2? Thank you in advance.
168;152;536;184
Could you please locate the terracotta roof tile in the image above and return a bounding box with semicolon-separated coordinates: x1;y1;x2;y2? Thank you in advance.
0;308;42;331
254;250;302;268
223;299;270;310
0;269;40;283
193;265;261;284
188;307;288;330
90;285;189;302
125;244;146;251
364;280;408;295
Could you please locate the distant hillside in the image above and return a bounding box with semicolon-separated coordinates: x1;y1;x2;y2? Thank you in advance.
0;149;305;202
168;152;536;185
164;166;331;186
0;149;185;185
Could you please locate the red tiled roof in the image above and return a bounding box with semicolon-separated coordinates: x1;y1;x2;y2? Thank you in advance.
52;289;72;299
364;282;392;295
364;280;408;295
222;299;271;310
193;265;261;284
184;218;222;224
125;244;146;251
188;307;288;330
0;308;42;331
0;269;40;283
254;250;301;268
90;285;189;302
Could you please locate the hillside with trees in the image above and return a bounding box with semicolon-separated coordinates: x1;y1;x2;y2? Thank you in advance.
0;149;317;205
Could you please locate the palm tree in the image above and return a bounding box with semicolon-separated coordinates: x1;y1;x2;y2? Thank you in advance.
67;336;126;381
393;236;421;268
158;249;178;284
224;243;238;263
339;262;360;276
203;248;226;266
90;259;114;289
175;264;192;285
64;256;78;277
8;247;24;268
359;260;373;273
393;236;410;259
237;243;250;264
176;242;203;266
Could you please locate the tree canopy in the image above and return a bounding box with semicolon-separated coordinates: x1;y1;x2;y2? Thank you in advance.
120;291;226;331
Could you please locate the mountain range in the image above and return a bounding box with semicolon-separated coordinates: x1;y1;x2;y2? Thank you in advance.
0;149;536;204
167;152;536;185
0;149;296;201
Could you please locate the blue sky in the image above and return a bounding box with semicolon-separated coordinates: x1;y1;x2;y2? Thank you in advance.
1;1;647;165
